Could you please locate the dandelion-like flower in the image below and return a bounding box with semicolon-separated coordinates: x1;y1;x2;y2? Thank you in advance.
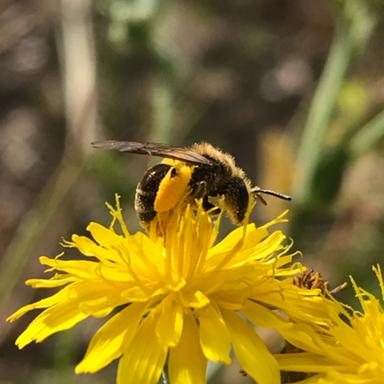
8;196;319;384
277;265;384;384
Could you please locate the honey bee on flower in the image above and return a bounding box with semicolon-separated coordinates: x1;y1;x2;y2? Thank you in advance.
92;140;291;228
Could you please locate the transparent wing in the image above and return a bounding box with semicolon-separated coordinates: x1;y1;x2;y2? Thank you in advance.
92;140;212;165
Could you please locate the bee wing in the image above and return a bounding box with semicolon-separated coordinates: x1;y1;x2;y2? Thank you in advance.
92;140;212;165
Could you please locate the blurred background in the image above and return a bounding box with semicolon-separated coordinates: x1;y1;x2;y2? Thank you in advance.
1;0;384;383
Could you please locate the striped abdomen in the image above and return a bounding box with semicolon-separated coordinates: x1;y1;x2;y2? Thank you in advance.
135;163;172;224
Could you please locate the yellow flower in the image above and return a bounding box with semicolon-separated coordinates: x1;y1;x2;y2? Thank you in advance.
8;196;316;384
277;265;384;384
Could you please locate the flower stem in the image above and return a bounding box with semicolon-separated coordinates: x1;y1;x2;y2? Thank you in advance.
293;0;374;207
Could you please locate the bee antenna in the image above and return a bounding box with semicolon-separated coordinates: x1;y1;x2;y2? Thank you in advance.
251;187;292;201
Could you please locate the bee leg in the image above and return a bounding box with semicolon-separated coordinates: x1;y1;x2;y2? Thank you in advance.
191;181;220;214
205;196;222;215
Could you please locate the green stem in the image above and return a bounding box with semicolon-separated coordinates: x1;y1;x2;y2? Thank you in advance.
150;69;175;144
349;109;384;158
293;0;374;206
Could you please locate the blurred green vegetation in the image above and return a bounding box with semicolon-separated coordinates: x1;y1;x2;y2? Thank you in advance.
1;0;384;383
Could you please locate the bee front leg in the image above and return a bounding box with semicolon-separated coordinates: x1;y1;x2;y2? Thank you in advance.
206;195;223;215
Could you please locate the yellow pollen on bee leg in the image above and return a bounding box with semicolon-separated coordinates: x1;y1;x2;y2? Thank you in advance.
154;164;192;212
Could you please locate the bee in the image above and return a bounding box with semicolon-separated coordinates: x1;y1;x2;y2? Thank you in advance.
92;140;291;227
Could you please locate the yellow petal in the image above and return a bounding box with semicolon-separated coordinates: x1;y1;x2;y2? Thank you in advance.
197;304;231;364
26;276;75;288
206;228;285;271
168;313;206;384
243;300;290;329
210;283;250;310
230;231;285;267
123;232;165;279
76;302;146;373
87;222;124;249
15;302;88;349
155;295;183;347
180;290;210;309
97;264;135;283
39;256;101;279
67;282;125;315
276;352;334;373
243;300;326;354
70;235;120;263
119;285;154;302
209;223;263;256
7;284;75;322
70;235;101;256
222;309;280;384
117;312;167;384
